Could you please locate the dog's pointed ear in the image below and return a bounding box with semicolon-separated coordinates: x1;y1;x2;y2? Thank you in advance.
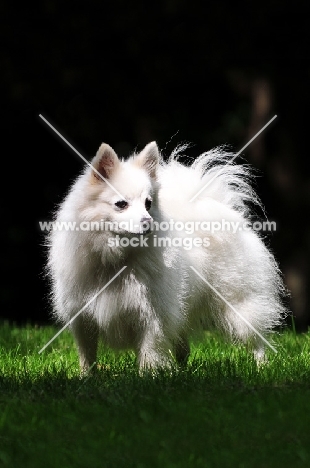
91;143;120;182
134;142;159;179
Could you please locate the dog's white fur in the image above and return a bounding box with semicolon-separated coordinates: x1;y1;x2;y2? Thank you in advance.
47;142;287;371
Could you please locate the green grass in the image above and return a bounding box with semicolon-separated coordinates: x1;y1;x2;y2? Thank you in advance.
1;322;310;467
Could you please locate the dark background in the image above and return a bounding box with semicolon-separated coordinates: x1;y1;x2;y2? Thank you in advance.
1;1;310;330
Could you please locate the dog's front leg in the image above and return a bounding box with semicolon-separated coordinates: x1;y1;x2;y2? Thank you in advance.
138;325;173;371
71;314;99;374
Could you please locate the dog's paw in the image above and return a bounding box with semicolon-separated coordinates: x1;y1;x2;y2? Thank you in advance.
253;348;268;367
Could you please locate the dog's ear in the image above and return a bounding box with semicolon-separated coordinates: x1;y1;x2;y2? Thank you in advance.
134;142;159;180
91;143;120;182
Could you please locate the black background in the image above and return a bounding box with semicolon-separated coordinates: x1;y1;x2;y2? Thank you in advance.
1;1;310;329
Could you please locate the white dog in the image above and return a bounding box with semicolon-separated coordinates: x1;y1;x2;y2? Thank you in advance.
47;141;287;371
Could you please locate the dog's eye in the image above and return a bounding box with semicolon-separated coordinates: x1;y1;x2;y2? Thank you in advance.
115;200;128;209
145;198;152;211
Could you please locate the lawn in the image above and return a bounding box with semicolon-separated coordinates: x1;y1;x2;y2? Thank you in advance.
0;321;310;468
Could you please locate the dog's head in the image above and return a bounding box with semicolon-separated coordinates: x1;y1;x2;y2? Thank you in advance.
80;142;160;235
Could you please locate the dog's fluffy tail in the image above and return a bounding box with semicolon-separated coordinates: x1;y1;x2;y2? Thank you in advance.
159;144;264;220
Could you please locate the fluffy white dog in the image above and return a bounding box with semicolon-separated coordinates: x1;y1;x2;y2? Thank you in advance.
47;142;287;371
